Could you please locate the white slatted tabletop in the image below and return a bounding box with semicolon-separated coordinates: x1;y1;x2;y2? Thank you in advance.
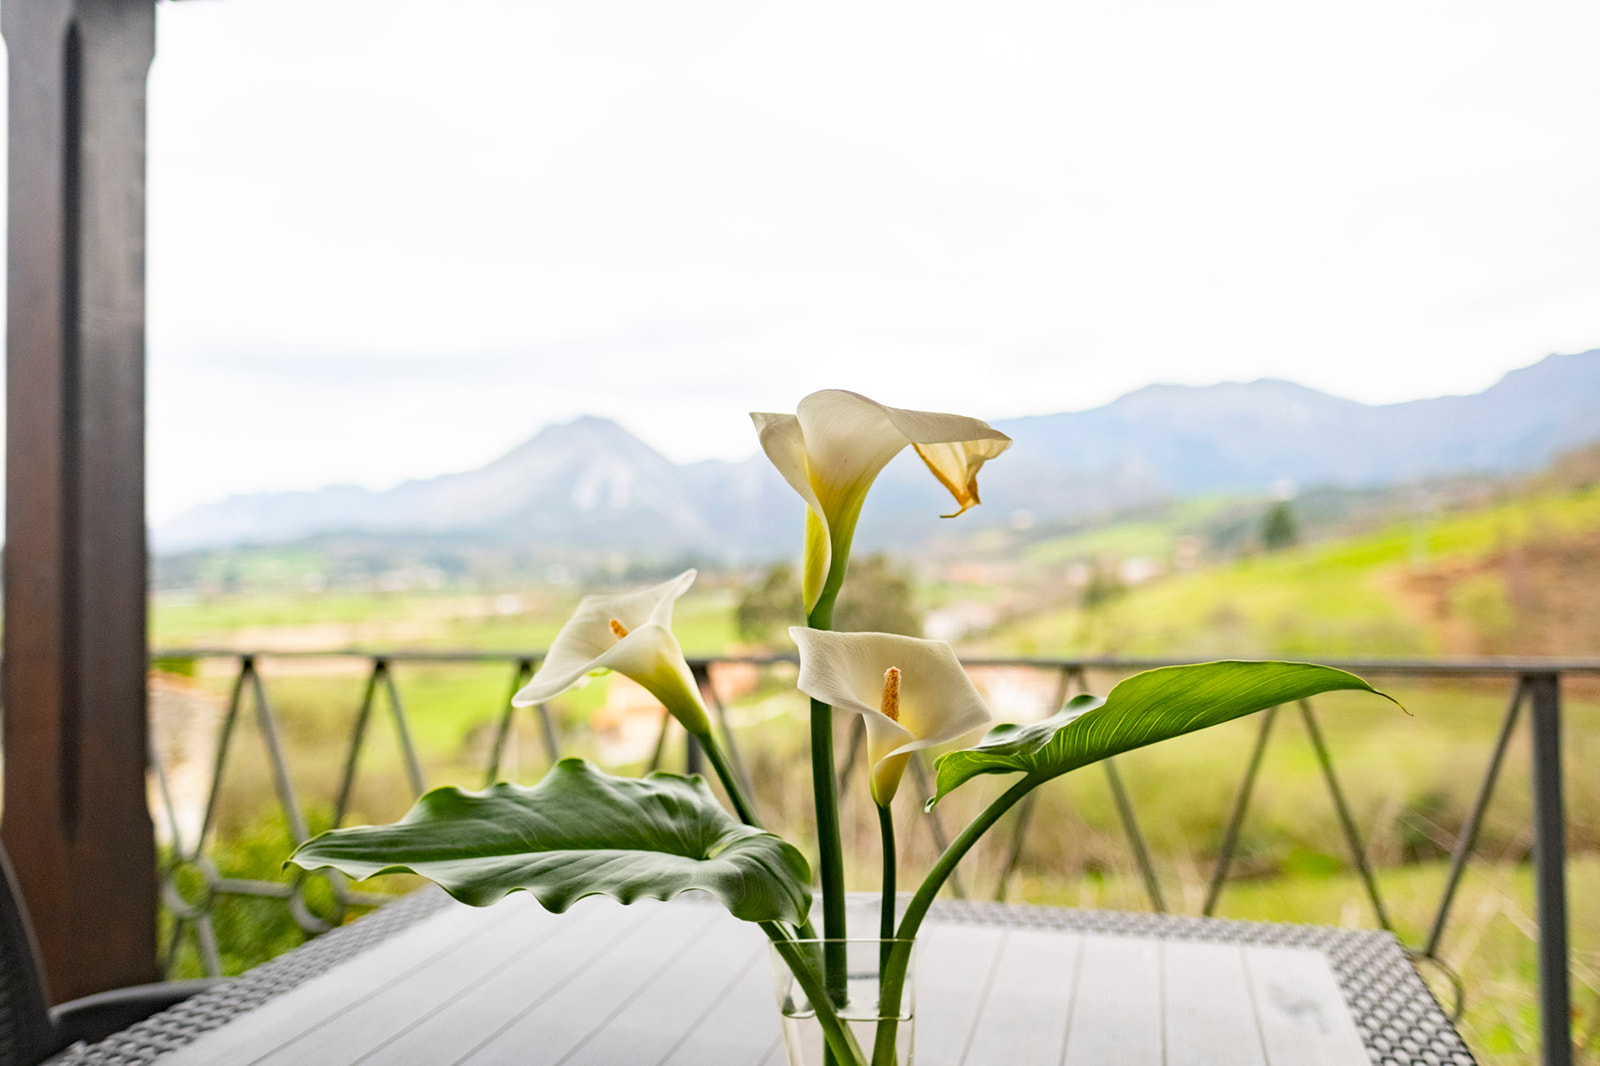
127;894;1373;1066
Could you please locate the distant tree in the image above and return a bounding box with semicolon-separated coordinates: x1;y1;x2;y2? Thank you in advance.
1262;501;1299;552
834;554;922;637
735;554;923;645
1075;558;1127;651
1081;560;1126;610
735;563;804;645
1203;507;1260;557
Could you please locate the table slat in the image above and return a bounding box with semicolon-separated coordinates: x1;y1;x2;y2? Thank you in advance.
458;902;721;1065
913;923;1008;1066
562;914;767;1065
1245;947;1370;1066
1062;934;1163;1066
353;898;655;1065
657;948;783;1066
254;896;563;1066
1164;941;1267;1066
959;927;1082;1066
151;896;529;1066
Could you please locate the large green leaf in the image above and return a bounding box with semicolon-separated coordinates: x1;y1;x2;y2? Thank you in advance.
931;661;1395;807
288;758;812;926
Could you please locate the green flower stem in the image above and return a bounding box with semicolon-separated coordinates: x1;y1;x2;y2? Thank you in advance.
762;921;866;1066
871;775;1041;1066
806;587;848;1019
873;803;896;1065
698;729;761;828
876;802;895;970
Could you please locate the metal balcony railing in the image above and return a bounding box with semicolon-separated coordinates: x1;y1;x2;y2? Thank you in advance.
145;650;1599;1066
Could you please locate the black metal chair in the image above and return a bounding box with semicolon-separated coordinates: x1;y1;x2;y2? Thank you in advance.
0;845;218;1066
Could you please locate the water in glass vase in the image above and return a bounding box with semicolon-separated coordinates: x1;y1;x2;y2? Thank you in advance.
770;939;916;1066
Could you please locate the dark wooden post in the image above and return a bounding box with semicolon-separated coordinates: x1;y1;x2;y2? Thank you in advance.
2;0;158;1002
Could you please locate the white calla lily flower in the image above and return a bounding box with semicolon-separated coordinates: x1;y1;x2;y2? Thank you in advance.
752;391;1011;612
789;627;993;806
513;570;711;738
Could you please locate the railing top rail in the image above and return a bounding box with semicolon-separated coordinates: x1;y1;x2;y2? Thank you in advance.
147;648;1600;675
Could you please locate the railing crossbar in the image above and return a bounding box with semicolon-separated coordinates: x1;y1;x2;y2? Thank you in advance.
646;709;672;773
1299;699;1391;932
694;663;751;792
249;664;309;844
833;713;966;900
149;737;186;856
384;664;425;798
484;659;536;786
535;700;561;767
993;666;1086;903
193;657;251;856
193;917;221;978
836;718;864;800
1425;677;1527;957
144;648;1600;674
1204;703;1279;916
335;660;427;824
907;754;966;901
333;660;384;828
1103;758;1166;913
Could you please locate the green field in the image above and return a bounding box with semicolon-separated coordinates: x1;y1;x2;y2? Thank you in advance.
155;585;741;657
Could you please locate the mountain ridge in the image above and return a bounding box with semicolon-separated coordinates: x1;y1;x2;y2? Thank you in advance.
156;349;1600;556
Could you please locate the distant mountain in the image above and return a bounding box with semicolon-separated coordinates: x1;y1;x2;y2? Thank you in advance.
155;349;1600;556
159;415;753;555
996;352;1600;493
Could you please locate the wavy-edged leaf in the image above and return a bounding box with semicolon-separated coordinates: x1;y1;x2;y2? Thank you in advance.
288;758;812;925
931;661;1396;807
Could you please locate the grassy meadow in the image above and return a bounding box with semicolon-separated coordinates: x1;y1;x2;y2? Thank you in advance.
149;477;1600;1063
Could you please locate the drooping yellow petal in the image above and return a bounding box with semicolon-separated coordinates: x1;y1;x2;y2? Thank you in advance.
789;627;992;805
878;402;1012;517
912;439;1012;517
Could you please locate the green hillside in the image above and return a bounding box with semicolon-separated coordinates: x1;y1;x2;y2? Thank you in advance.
980;483;1600;661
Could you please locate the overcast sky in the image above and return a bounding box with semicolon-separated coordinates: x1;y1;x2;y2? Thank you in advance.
52;0;1600;520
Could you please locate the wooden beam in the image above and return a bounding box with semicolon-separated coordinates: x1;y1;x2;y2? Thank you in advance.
2;0;158;1001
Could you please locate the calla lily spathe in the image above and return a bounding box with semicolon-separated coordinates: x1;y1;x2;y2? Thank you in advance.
789;627;993;806
513;569;711;738
752;391;1011;612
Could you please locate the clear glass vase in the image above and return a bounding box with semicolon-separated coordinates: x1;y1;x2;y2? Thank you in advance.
769;938;916;1066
